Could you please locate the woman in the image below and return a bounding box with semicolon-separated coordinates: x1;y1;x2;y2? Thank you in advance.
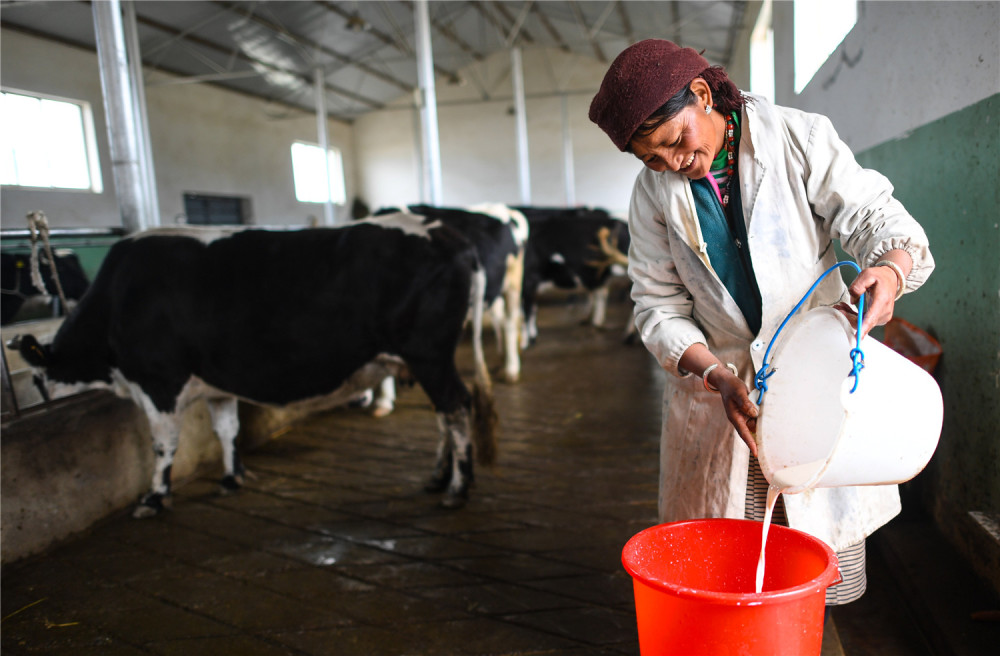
589;39;934;605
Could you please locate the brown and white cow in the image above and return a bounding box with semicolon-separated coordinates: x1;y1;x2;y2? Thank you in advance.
516;206;633;344
359;204;529;418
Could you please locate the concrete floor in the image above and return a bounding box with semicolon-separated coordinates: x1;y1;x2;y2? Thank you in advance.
2;302;998;655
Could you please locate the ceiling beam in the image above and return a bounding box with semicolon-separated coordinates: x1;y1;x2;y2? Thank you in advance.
316;0;408;53
530;3;570;52
586;1;617;40
569;1;605;63
396;0;489;96
495;0;533;47
469;1;532;47
616;0;635;46
317;0;462;83
141;3;232;62
424;9;486;64
130;9;383;113
488;1;535;45
664;1;730;52
375;0;417;57
145;69;264;87
2;19;336;122
214;1;412;93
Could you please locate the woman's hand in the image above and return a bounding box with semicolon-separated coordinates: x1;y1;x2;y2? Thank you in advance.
679;344;758;457
836;266;898;337
835;250;912;338
705;366;759;458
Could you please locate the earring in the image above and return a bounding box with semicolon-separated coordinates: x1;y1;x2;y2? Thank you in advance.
705;105;713;114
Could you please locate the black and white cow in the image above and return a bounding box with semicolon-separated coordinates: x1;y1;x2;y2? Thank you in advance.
375;203;529;384
1;250;90;324
515;206;632;344
12;214;497;515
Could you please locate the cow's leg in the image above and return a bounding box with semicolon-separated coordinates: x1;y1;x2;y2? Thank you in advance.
487;297;505;355
501;251;524;383
408;360;475;508
520;278;539;348
501;305;521;382
436;408;474;508
423;421;453;494
590;286;610;328
207;397;243;494
372;376;396;418
522;303;538;348
134;409;182;518
468;268;492;396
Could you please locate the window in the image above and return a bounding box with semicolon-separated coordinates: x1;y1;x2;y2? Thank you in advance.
290;141;346;204
183;193;252;225
0;89;103;192
794;0;857;93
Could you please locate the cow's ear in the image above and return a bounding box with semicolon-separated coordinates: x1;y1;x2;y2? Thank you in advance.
16;335;50;367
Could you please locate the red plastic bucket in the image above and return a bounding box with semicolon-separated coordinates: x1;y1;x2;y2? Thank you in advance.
622;519;841;656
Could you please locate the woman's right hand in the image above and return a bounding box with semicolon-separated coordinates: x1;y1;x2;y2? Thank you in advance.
706;366;759;458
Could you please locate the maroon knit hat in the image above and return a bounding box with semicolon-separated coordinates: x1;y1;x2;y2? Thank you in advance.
589;39;710;151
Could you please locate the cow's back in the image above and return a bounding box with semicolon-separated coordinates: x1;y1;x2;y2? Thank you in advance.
525;211;627;291
404;205;519;304
60;222;476;408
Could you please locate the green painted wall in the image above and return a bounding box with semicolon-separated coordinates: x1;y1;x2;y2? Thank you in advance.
1;236;117;323
1;236;118;282
856;94;1000;591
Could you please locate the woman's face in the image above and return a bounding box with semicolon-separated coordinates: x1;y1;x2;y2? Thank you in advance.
629;85;725;179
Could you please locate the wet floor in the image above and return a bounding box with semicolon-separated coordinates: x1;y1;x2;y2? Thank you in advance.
2;301;997;655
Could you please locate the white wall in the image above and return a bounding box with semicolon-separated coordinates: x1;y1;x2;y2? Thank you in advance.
145;74;355;226
773;1;999;152
354;47;643;217
1;28;355;230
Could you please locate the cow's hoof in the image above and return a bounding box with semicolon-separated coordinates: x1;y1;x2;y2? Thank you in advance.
133;505;158;519
133;493;170;518
372;403;394;418
219;474;244;495
501;370;520;384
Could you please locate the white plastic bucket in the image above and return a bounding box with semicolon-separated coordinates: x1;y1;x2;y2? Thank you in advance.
755;307;943;493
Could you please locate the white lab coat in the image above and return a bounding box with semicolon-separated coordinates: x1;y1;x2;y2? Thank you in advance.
628;94;935;551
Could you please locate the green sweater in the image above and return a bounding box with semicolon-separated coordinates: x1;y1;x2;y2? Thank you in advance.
690;116;762;334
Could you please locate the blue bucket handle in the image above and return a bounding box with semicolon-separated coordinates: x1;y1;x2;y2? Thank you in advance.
754;261;866;405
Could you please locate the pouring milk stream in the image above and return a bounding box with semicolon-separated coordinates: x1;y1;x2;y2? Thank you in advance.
755;461;826;593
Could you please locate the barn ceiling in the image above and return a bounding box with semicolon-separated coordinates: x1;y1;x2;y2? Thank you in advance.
1;0;748;123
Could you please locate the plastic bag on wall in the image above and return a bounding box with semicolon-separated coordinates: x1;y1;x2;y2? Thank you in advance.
883;317;942;374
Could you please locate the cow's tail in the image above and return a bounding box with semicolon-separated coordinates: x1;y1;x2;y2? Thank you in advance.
469;266;498;465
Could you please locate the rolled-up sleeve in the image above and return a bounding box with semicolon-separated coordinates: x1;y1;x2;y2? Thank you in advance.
628;172;707;376
802;113;935;292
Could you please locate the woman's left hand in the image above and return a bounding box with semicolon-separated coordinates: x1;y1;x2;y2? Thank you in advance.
835;250;911;338
708;368;759;458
